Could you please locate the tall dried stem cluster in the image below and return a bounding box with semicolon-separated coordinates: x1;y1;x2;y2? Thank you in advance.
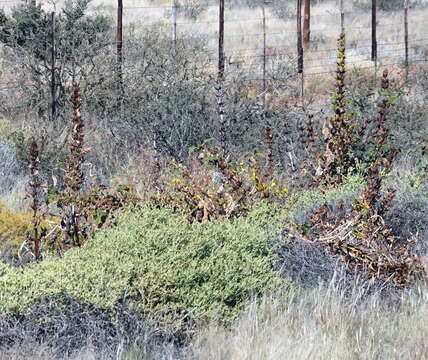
27;140;46;260
300;68;422;286
215;81;227;154
264;126;274;177
318;33;358;184
59;83;89;247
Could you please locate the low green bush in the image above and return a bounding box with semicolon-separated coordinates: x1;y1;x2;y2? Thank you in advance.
0;262;10;277
0;204;290;332
284;173;365;223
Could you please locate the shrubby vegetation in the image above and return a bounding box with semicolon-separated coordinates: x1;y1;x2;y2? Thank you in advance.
0;0;427;358
0;205;290;331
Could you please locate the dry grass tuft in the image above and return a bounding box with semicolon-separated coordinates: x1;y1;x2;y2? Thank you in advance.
190;280;428;360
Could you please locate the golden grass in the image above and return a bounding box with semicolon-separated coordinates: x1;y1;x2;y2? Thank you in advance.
190;282;428;360
6;279;428;359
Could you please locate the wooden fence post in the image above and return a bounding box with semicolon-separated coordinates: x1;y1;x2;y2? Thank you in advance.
117;0;123;97
51;11;56;121
172;0;177;49
303;0;310;49
371;0;377;77
404;0;409;79
297;0;304;97
218;0;225;80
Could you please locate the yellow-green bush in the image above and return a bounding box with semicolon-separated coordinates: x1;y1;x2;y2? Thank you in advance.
0;201;54;257
0;201;33;250
0;203;290;332
0;262;10;277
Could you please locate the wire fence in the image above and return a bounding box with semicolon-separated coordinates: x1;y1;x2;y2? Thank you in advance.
0;0;426;93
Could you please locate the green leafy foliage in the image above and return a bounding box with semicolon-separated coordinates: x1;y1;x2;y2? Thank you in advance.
0;0;111;145
0;204;290;333
0;261;11;278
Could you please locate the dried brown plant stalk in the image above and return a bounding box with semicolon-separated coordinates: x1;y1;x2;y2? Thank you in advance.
215;81;227;154
60;83;89;247
65;83;86;194
318;33;358;184
370;69;398;167
264;126;274;177
27;139;46;260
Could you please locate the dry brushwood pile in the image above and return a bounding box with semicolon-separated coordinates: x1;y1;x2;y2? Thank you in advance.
303;179;425;286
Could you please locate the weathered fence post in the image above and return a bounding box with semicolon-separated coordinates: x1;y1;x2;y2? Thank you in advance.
404;0;409;79
262;1;267;107
117;0;123;97
171;0;177;49
371;0;377;77
297;0;304;97
303;0;310;49
51;11;56;122
217;0;226;153
218;0;225;80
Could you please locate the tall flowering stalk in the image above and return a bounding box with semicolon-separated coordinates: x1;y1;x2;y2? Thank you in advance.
60;83;89;247
28;139;46;260
319;33;358;184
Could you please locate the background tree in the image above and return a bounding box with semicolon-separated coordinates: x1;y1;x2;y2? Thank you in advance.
0;0;111;123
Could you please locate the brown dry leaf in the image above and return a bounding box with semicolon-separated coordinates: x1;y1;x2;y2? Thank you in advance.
224;192;236;218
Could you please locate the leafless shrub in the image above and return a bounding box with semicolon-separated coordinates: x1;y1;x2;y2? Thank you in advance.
0;140;26;195
0;295;174;359
276;233;396;297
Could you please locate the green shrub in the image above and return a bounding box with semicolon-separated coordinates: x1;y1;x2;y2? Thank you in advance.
0;201;34;249
0;204;290;332
284;173;365;222
0;262;10;277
